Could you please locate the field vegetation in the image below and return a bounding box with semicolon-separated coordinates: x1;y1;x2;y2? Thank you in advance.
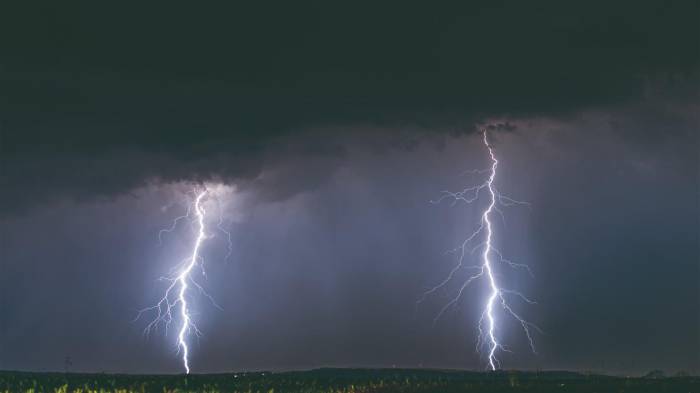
1;368;697;393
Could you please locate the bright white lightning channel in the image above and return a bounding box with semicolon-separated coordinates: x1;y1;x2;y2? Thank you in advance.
136;186;232;374
419;131;540;370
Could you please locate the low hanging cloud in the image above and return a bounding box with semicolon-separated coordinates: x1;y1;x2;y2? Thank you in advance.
1;2;697;214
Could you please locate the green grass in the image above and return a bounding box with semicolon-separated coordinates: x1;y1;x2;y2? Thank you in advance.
1;368;697;393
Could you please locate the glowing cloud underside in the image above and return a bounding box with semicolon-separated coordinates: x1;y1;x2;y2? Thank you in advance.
136;186;232;374
419;131;540;370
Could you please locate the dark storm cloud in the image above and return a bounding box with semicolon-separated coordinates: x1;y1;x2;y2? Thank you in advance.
1;1;698;212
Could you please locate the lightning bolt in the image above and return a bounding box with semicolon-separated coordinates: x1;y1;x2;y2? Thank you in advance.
418;130;540;370
175;189;207;374
135;185;232;374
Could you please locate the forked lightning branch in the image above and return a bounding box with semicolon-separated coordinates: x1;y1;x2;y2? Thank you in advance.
419;131;540;370
135;186;232;374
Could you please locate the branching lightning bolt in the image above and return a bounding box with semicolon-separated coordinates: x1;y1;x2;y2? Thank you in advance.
175;189;207;374
418;130;540;370
135;186;233;374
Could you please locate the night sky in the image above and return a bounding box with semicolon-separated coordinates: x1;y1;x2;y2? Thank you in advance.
1;2;698;375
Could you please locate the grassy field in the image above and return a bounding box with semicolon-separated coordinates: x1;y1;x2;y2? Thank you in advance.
1;368;697;393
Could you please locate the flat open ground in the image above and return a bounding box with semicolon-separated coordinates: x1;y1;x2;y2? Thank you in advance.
1;369;697;392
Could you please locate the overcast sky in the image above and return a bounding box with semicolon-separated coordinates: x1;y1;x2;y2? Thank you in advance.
1;1;698;375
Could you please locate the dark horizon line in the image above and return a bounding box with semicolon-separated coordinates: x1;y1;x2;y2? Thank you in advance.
0;367;691;378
